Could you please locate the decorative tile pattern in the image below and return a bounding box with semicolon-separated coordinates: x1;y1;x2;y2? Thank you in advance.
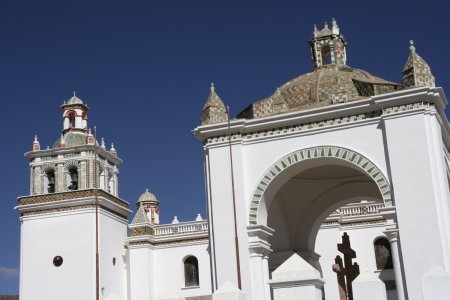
201;85;228;125
131;205;150;224
21;203;128;219
248;146;393;225
203;102;434;146
402;42;435;88
18;189;129;209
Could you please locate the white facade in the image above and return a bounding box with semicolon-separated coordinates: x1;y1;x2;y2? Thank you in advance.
17;20;450;300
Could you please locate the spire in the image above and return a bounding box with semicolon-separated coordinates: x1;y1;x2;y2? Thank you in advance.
110;143;117;156
32;135;40;151
201;83;228;125
331;18;339;34
409;40;416;54
100;137;106;149
402;40;435;88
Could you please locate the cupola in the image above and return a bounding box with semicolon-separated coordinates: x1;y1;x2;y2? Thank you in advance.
137;189;160;224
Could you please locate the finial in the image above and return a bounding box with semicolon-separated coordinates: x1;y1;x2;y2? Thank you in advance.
210;82;215;93
313;24;318;32
196;213;203;221
34;135;38;143
332;18;338;28
145;188;148;193
110;143;116;153
46;146;50;150
73;91;76;97
88;128;92;135
324;21;329;29
101;137;105;148
409;40;416;54
172;216;179;224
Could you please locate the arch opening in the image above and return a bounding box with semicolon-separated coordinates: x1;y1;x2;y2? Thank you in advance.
248;146;393;278
67;166;79;190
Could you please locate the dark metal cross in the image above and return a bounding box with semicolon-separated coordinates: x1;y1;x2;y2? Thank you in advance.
332;232;360;300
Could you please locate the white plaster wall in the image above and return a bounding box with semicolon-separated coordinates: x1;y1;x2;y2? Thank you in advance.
99;210;129;300
206;144;253;294
383;112;450;299
240;120;387;215
128;247;154;300
20;210;96;300
206;119;389;298
153;242;212;298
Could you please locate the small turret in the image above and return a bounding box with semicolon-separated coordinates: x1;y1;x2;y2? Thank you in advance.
309;18;347;68
87;128;95;145
137;189;160;225
201;83;228;125
32;135;40;151
110;143;117;156
402;40;435;88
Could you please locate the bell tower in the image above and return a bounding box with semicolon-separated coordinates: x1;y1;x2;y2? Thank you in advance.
16;94;131;300
309;18;347;68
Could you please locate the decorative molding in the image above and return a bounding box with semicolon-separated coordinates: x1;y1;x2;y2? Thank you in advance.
248;146;392;225
203;102;435;146
18;188;129;209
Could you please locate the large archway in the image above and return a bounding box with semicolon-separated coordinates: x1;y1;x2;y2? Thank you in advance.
248;145;394;281
249;146;393;227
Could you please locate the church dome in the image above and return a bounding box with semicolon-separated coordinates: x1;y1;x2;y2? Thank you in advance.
235;20;401;120
66;95;84;105
237;65;399;119
52;131;87;148
138;189;158;203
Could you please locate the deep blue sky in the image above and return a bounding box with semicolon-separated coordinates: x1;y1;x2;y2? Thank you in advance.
1;0;449;294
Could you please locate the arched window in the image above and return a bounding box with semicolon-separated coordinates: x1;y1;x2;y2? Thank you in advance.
321;44;332;65
374;237;393;270
67;166;78;190
45;169;56;193
45;170;55;193
184;256;199;287
68;112;76;128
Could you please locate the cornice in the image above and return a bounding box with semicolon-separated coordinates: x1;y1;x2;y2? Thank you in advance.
193;86;449;148
25;145;122;165
16;189;131;218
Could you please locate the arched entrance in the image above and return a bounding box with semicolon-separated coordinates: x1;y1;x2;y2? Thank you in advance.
247;146;395;299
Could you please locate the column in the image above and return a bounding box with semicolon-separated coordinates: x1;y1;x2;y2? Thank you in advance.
80;161;86;190
262;256;271;300
384;229;405;300
247;225;275;300
57;163;64;192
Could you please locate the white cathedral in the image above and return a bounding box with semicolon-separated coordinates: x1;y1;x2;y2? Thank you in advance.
16;20;450;300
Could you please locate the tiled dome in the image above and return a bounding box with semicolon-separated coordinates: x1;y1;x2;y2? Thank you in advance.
66;95;84;105
53;131;87;148
138;189;158;203
237;65;399;119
